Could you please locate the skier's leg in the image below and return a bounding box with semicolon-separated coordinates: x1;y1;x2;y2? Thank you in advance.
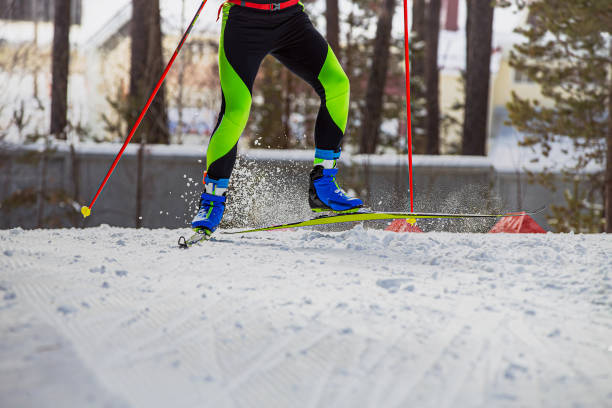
271;13;349;154
193;4;267;231
206;3;267;181
271;12;362;212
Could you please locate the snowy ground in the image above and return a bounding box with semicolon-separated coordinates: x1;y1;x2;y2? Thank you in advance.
0;226;611;408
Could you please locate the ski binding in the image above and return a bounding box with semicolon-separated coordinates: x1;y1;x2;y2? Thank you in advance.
178;228;212;249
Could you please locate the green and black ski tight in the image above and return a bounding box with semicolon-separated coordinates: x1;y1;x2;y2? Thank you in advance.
206;3;350;181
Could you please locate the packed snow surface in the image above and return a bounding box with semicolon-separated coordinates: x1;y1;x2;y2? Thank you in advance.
1;226;611;408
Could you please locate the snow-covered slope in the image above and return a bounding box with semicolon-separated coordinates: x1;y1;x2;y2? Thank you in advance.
1;226;611;408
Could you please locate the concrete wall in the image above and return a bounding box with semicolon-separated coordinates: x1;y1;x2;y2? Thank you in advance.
0;144;567;231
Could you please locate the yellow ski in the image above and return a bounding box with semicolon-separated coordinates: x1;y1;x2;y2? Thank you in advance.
225;206;546;235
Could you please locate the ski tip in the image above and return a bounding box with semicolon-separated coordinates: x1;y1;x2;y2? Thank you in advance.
506;205;547;216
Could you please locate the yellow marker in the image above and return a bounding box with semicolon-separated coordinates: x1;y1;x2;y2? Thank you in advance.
81;206;91;219
407;218;417;225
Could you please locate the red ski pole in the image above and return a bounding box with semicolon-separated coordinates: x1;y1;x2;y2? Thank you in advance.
403;0;414;213
81;0;208;219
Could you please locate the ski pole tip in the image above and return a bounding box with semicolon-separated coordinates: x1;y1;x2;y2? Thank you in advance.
407;218;416;225
81;206;91;219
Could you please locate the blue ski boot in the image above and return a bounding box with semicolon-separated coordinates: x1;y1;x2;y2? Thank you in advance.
309;149;364;213
191;175;228;234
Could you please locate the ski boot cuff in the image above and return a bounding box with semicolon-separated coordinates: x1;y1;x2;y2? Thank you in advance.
204;175;229;196
314;148;341;169
204;175;229;188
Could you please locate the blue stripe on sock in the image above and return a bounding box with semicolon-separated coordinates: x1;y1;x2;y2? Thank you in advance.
205;176;230;188
315;148;341;160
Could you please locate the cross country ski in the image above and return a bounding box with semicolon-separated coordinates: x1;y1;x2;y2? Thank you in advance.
178;207;546;248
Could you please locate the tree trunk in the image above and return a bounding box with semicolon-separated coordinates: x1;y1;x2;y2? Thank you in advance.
606;40;612;233
425;0;441;155
176;0;187;144
409;0;427;154
36;136;50;228
359;0;396;154
50;0;70;139
130;0;169;144
345;9;355;78
70;143;80;227
326;0;340;56
32;0;39;99
256;58;283;148
462;0;494;156
411;0;425;78
466;0;471;71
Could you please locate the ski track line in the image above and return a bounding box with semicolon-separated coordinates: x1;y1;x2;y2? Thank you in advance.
506;316;562;406
206;262;365;408
84;282;222;407
455;335;494;408
8;246;216;407
209;268;364;408
251;331;338;408
506;315;611;407
0;249;36;276
11;279;137;406
331;268;490;404
480;266;611;406
359;331;421;408
328;336;391;408
483;316;514;407
300;322;371;406
496;314;562;407
318;268;434;406
116;295;224;405
212;323;334;406
303;346;337;408
470;313;516;407
391;327;471;406
394;274;536;406
0;304;130;408
381;298;480;406
195;286;298;405
408;317;498;408
301;328;366;407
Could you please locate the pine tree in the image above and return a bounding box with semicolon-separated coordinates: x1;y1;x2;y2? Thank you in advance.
409;0;428;153
424;0;441;154
507;0;612;232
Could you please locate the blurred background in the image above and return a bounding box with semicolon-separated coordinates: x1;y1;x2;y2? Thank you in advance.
0;0;610;232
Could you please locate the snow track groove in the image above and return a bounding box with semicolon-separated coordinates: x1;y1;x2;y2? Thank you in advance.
0;226;611;407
